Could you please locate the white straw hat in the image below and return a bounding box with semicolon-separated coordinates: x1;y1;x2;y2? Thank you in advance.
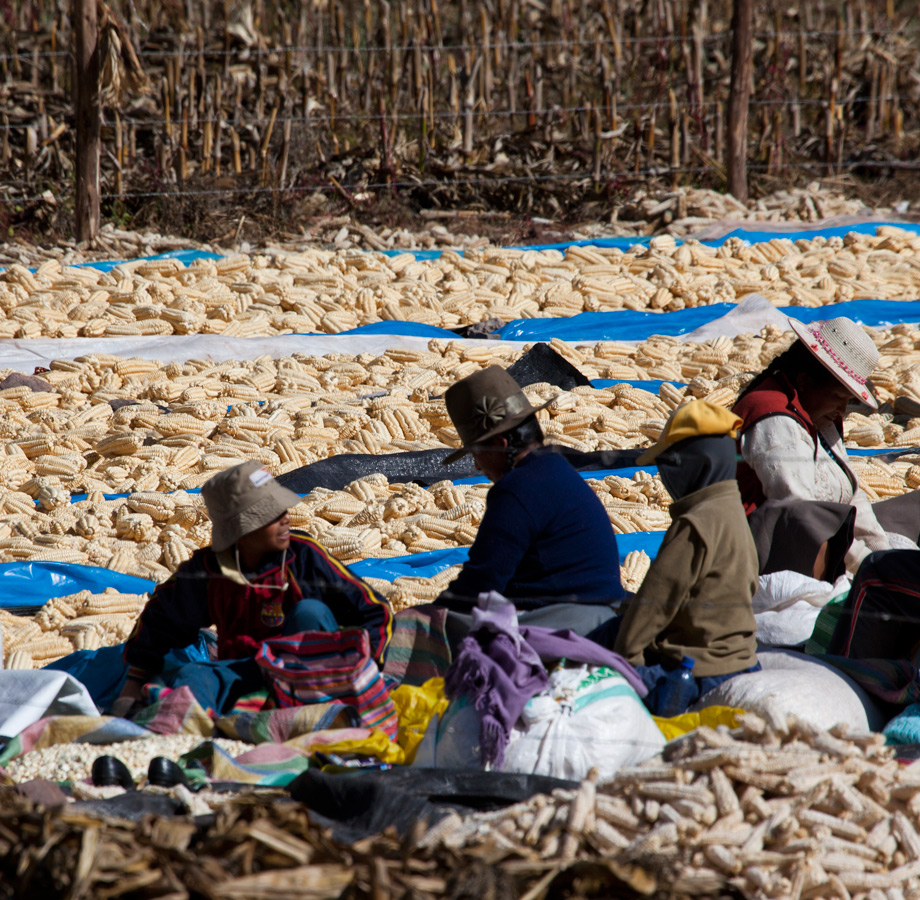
788;316;879;409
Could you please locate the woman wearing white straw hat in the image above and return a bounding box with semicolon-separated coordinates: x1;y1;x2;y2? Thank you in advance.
733;316;920;582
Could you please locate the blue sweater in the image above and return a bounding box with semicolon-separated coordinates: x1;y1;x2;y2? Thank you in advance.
438;451;625;610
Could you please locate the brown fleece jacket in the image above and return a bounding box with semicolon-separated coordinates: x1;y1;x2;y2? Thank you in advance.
614;480;759;677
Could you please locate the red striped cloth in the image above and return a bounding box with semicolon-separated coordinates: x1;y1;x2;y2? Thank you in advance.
255;628;398;739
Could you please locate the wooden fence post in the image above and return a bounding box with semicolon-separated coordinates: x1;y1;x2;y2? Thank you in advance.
74;0;100;242
726;0;752;204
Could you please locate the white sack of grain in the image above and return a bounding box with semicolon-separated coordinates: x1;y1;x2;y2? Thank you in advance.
0;670;98;739
693;648;887;732
503;664;664;779
429;665;663;779
752;570;851;648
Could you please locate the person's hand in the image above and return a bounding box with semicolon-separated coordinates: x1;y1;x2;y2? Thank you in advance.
109;679;144;718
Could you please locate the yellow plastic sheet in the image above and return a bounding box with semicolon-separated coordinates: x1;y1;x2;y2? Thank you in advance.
653;706;744;742
305;679;449;767
391;677;449;764
310;729;407;765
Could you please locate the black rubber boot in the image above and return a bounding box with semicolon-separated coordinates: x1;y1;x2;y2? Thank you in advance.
91;756;136;791
147;756;193;789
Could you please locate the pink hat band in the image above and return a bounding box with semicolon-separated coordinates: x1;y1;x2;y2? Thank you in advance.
804;325;868;387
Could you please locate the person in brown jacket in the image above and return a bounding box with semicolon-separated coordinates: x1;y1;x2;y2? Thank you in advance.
597;400;761;716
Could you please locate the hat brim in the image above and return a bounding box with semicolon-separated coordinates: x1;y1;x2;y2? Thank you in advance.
440;396;556;466
789;318;878;409
210;483;301;552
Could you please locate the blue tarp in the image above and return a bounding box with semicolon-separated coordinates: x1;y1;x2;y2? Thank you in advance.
349;529;666;583
292;297;920;344
496;299;920;343
5;248;222;276
0;526;669;608
338;320;450;338
698;221;920;248
784;300;920;329
75;249;222;273
379;221;920;259
451;466;655;487
591;379;686;391
0;562;154;609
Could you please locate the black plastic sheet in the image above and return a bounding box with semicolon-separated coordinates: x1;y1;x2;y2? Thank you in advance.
278;449;480;492
286;767;577;842
505;341;592;390
277;444;645;494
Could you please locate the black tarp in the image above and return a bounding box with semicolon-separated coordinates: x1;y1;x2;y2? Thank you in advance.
505;341;592;390
277;444;645;493
286;767;578;843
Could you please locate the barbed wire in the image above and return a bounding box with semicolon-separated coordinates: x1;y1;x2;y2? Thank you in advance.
3;25;920;63
0;89;915;132
57;93;914;132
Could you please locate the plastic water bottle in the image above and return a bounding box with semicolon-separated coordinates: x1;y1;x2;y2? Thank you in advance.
657;656;696;718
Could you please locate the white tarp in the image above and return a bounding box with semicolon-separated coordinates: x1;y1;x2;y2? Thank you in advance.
0;332;531;374
0;295;796;373
0;670;99;739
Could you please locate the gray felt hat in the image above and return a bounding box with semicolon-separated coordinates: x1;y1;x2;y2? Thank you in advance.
201;461;301;553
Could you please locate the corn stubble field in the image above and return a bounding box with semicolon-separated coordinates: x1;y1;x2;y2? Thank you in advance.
3;0;920;238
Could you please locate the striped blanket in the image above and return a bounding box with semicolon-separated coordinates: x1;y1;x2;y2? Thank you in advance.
0;685;359;786
382;606;452;686
820;652;920;707
255;628;399;739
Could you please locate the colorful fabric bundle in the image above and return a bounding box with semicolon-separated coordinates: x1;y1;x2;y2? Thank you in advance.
217;702;359;744
255;628;398;739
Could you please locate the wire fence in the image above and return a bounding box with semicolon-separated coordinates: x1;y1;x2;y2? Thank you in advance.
6;157;920;208
7;24;920;61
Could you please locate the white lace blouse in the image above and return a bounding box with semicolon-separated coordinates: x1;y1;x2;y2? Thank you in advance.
740;415;917;573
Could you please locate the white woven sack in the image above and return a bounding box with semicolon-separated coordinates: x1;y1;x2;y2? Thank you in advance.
693;648;886;733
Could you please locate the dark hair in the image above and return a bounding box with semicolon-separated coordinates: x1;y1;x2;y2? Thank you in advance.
736;339;838;403
498;414;544;473
504;414;545;455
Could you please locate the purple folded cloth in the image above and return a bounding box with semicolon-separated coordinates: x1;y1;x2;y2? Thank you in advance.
444;593;646;769
519;626;647;698
444;594;546;769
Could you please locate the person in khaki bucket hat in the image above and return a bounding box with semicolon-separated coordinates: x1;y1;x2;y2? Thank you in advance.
110;461;391;718
432;366;626;638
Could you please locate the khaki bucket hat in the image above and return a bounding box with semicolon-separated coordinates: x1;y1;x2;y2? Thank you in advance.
202;461;301;553
442;365;554;464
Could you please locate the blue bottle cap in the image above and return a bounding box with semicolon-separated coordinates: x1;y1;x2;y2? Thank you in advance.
680;656;695;669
